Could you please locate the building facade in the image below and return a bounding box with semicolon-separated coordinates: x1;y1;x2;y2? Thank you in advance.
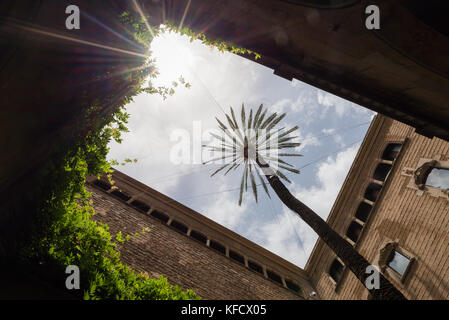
86;172;316;300
87;114;448;300
305;114;449;300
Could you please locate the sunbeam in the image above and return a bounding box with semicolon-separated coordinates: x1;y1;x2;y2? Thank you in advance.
7;21;149;58
132;0;155;39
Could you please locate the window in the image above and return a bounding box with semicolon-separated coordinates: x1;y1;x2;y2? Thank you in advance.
346;221;363;243
170;220;188;234
111;189;131;201
329;259;344;283
248;260;263;274
425;168;449;190
266;270;283;285
355;202;372;223
285;279;302;294
150;210;169;223
388;250;412;277
364;183;382;202
130;200;150;213
407;157;449;200
209;240;226;255
373;163;392;182
190;230;207;244
229;250;245;265
378;242;415;283
382;143;402;161
93;179;111;191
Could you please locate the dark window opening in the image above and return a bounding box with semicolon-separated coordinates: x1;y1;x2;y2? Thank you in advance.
388;250;411;276
364;183;382;202
150;210;169;223
93;179;111;191
346;221;363;243
329;259;344;283
229;250;245;265
285;279;302;294
355;202;372;223
425;167;449;190
170;220;188;234
130;200;150;213
248;261;263;274
382;143;402;161
111;189;131;202
209;240;226;255
373;163;392;182
190;230;207;244
267;270;283;285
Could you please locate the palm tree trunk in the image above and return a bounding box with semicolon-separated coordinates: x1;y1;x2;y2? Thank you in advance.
257;157;406;300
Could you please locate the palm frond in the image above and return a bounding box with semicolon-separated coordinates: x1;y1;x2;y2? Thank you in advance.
210;163;231;177
255;166;271;199
252;104;263;128
241;104;246;130
249;164;258;203
206;103;302;205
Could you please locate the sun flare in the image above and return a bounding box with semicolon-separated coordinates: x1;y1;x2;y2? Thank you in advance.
150;29;196;87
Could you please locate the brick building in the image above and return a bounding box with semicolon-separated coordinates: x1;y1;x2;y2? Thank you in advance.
87;114;448;300
86;172;315;300
305;114;449;300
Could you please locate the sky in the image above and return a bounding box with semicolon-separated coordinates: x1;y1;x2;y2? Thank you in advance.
107;29;375;268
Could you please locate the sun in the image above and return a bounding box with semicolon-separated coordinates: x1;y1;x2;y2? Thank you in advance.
150;28;196;87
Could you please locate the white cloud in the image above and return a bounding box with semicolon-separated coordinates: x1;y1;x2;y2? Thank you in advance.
198;176;249;229
296;131;321;153
317;90;370;118
245;143;360;268
293;143;359;219
108;29;369;268
247;208;318;267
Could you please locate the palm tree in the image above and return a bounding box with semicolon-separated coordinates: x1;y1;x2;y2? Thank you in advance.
203;104;406;300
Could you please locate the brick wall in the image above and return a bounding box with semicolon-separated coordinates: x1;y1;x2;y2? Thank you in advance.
305;115;449;300
87;184;305;300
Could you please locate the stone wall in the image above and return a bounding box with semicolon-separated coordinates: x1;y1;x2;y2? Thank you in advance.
306;115;449;300
87;183;308;300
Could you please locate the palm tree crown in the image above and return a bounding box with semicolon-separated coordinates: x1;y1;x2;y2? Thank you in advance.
203;104;302;205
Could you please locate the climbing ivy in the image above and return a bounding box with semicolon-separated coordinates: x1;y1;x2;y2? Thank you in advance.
19;7;258;300
162;23;261;60
18;10;199;300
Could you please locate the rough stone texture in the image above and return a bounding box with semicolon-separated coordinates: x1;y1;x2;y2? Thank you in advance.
306;114;449;300
87;184;305;300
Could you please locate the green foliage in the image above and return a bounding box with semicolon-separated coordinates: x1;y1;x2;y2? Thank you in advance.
19;10;200;300
162;24;261;60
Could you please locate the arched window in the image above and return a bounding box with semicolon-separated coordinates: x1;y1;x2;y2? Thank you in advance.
364;183;382;202
355;202;372;223
329;259;344;283
170;220;188;234
382;143;402;161
190;230;207;244
346;221;363;243
373;163;392;182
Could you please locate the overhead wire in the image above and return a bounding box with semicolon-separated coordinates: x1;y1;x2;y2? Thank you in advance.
176;137;364;201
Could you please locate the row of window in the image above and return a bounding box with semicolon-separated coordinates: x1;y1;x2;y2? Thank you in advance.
92;179;303;296
329;143;403;284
